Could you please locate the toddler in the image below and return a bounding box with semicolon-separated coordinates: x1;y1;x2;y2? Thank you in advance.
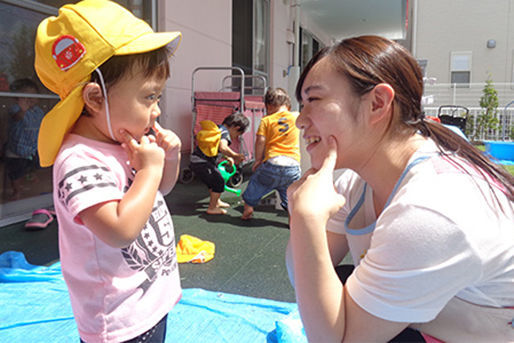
34;1;182;342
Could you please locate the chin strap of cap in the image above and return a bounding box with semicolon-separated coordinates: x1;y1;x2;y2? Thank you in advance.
94;68;116;141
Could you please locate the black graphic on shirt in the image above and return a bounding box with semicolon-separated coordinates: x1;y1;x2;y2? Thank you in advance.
57;164;117;206
59;163;177;294
121;198;177;294
277;117;289;135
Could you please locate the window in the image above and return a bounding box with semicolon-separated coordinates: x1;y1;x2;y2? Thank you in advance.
253;0;269;77
0;1;57;221
0;0;155;225
300;28;322;72
450;52;471;87
232;0;270;93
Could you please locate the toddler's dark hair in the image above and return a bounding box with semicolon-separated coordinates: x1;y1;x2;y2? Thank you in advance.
90;45;171;88
264;87;291;110
222;112;250;133
82;45;171;116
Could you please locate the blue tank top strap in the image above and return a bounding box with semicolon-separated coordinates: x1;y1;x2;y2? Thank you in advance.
344;156;431;235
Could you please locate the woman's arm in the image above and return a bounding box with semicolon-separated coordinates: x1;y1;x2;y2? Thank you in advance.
286;231;349;288
287;136;409;342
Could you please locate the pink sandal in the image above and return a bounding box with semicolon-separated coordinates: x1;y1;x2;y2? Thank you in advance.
24;209;56;230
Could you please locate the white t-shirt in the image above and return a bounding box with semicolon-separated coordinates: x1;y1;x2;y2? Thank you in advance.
53;134;181;343
327;139;513;324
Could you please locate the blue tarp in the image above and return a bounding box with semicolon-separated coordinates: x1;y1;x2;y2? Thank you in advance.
0;251;306;343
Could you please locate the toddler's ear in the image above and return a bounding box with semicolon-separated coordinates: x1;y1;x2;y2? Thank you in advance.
82;82;104;114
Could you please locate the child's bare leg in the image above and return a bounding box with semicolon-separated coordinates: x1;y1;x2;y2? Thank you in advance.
207;191;227;215
241;203;254;220
217;199;230;208
208;190;230;208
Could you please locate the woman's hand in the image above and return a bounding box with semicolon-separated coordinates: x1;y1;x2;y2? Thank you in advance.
287;135;345;224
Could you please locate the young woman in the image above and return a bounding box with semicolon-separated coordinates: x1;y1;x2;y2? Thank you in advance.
286;35;514;342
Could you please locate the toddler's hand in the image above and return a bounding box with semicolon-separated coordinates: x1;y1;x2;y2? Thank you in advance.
152;122;181;160
119;129;165;172
233;153;245;165
252;160;262;172
225;156;235;166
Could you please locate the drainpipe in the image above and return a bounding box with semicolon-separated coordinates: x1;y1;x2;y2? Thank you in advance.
288;0;301;112
411;0;417;57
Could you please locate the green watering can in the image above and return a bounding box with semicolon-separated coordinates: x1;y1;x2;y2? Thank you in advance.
217;160;242;196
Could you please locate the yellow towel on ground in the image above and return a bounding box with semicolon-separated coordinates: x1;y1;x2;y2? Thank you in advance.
197;120;222;157
176;234;215;263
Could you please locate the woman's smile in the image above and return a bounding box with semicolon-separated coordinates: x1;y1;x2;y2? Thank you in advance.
305;135;321;152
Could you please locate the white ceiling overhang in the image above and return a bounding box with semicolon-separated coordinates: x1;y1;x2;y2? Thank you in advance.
298;0;409;41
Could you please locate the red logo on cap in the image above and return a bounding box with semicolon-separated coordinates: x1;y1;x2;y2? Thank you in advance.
52;35;86;71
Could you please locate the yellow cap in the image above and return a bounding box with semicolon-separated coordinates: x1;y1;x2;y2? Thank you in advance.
35;0;182;167
176;234;215;264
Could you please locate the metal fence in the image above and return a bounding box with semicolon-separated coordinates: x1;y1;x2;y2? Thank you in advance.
423;82;514;141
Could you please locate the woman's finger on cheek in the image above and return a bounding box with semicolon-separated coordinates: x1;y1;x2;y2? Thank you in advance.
320;135;338;174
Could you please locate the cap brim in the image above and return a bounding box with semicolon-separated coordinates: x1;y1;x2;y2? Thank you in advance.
116;31;182;56
38;85;84;167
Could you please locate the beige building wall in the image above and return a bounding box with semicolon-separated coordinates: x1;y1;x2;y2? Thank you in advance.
414;0;514;84
158;0;233;156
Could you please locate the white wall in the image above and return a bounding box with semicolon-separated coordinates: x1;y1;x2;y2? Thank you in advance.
158;0;233;155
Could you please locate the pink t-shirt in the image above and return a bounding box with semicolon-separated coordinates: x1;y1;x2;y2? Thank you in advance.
53;134;181;343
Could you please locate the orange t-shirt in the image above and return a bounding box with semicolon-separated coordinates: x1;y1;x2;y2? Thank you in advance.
256;110;300;162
